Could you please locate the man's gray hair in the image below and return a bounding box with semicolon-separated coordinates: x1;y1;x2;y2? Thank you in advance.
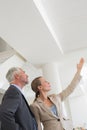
6;67;20;83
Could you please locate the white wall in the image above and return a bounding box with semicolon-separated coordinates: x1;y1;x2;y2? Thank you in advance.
69;95;87;128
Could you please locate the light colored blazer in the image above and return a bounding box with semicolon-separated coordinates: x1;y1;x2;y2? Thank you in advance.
30;71;81;130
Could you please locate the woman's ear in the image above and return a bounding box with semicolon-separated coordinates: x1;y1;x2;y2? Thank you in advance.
38;85;42;90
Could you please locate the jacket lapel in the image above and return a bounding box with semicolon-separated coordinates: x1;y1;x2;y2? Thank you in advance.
22;94;35;117
48;96;60;117
37;97;60;119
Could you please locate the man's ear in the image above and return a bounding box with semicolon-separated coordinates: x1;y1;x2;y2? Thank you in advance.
14;74;19;79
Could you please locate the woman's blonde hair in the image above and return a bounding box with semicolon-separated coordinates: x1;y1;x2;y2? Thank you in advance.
31;76;42;101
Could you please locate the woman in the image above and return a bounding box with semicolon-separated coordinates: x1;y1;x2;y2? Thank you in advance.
30;58;84;130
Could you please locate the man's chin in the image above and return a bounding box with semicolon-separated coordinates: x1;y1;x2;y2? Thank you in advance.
25;81;29;85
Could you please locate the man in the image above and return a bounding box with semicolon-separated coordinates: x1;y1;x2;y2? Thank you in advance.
0;67;38;130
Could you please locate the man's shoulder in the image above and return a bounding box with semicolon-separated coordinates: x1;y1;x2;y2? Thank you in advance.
4;85;21;97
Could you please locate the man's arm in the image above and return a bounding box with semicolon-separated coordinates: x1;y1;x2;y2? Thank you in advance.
0;90;22;130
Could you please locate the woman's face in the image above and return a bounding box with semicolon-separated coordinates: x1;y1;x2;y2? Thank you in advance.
39;77;51;92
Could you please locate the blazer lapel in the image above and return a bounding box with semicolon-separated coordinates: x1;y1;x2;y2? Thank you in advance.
37;97;59;119
22;94;35;117
48;96;60;117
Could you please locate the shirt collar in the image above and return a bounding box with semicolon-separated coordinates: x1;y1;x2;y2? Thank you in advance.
11;84;22;93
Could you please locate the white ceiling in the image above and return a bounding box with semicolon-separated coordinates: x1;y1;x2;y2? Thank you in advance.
0;0;87;65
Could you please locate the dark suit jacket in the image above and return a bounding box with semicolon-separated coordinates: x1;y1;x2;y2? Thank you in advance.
0;85;37;130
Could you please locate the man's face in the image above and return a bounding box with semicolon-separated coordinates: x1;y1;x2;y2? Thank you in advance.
18;69;29;85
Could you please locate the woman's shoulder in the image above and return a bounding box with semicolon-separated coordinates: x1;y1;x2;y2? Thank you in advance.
48;93;60;101
30;100;39;107
30;101;41;112
48;93;58;98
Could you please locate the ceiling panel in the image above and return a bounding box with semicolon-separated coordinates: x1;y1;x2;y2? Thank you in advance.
0;0;87;65
37;0;87;53
0;0;62;65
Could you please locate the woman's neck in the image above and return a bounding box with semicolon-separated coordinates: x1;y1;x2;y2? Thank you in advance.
39;92;53;107
39;92;48;101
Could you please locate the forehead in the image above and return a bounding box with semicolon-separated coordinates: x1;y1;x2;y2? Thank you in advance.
18;68;25;73
39;77;45;82
19;68;23;71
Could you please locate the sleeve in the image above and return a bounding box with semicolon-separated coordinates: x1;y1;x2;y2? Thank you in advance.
0;90;22;130
58;71;82;101
30;104;42;130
